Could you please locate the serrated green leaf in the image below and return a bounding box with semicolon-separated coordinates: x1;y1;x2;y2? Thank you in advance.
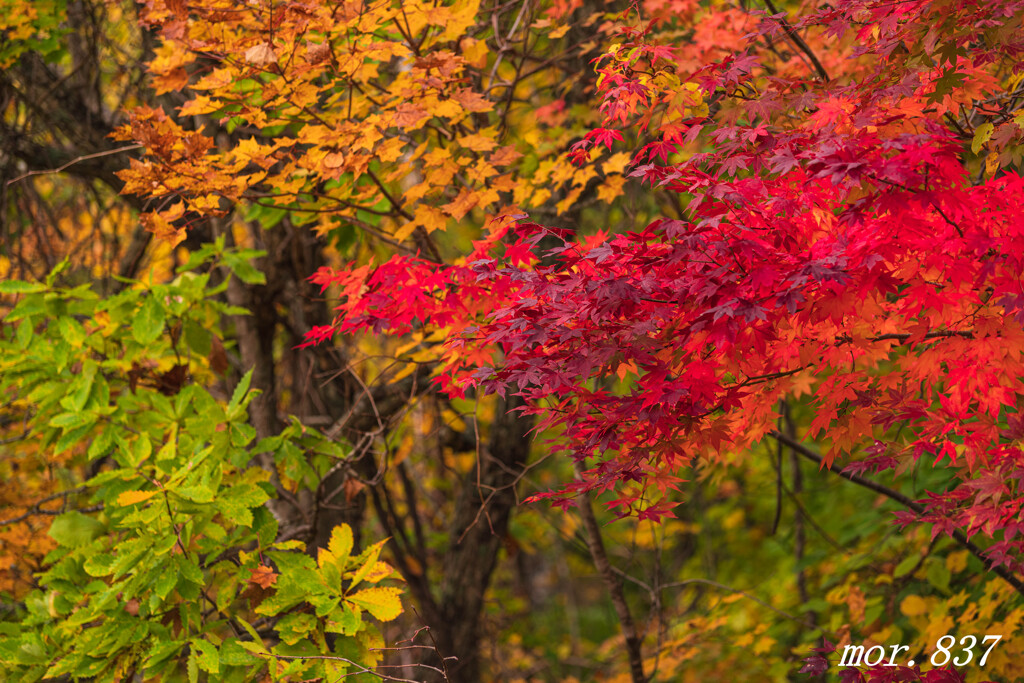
176;555;205;586
223;253;266;285
48;511;104;548
220;640;260;666
227;368;253;418
187;646;199;683
84;553;116;577
0;280;46;294
132;294;165;344
276;612;316;645
143;639;185;672
49;411;88;429
235;617;263;644
56;316;87;347
173;484;215;503
154;567;179;600
183;319;212;356
15;316;34;348
191;639;220;674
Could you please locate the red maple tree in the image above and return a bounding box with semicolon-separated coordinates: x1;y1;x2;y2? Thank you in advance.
306;0;1024;593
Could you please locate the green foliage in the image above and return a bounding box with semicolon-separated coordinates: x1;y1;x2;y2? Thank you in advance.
0;247;402;682
0;0;68;68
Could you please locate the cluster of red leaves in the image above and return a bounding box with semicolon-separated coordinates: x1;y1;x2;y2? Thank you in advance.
800;639;994;682
306;0;1024;570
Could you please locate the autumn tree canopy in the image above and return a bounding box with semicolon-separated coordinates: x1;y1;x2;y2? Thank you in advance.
2;0;1024;681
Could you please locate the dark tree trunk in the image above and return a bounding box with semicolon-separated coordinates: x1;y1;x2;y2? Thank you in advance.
420;395;532;683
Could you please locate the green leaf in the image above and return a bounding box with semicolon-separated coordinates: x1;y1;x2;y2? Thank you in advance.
132;294;166;344
183;319;212;356
235;617;263;644
145;639;186;671
173;484;215;503
191;639;220;674
893;554;920;579
972;122;994;154
84;553;116;577
176;555;205;586
238;640;269;656
48;511;104;548
154;567;179;600
49;412;89;429
227;368;254;418
223;252;267;285
220;640;260;666
63;361;96;412
926;557;951;593
127;435;152;467
187;646;199;683
0;280;46;294
15;316;34;348
55;422;96;454
87;429;115;460
276;612;316;645
56;316;87;347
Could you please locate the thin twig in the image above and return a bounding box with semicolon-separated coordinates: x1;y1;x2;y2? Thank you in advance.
575;463;646;683
762;0;830;83
6;145;143;186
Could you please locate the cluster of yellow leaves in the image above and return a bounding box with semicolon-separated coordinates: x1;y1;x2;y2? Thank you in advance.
116;0;620;251
319;524;403;622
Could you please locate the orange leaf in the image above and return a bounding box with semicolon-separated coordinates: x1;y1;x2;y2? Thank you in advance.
249;564;278;589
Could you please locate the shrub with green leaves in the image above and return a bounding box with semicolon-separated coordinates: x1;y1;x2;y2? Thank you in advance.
0;244;402;682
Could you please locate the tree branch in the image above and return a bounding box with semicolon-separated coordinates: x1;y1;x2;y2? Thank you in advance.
575;463;646;683
768;430;1024;596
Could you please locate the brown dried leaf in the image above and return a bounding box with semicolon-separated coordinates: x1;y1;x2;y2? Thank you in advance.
209;335;228;375
244;42;277;66
306;41;331;65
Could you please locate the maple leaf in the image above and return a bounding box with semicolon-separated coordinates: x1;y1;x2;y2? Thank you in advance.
248;564;278;589
244;42;277;66
587;127;625;150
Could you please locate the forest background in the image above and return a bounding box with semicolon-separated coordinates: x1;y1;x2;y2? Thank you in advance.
1;0;1023;681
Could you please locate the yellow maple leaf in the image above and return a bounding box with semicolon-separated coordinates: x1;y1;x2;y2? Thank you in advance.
178;95;219;117
442;189;478;220
416;204;449;233
597;175;626;203
460;37;489;68
440;0;480;42
458;132;498;152
602;151;632;176
142;213;186;248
